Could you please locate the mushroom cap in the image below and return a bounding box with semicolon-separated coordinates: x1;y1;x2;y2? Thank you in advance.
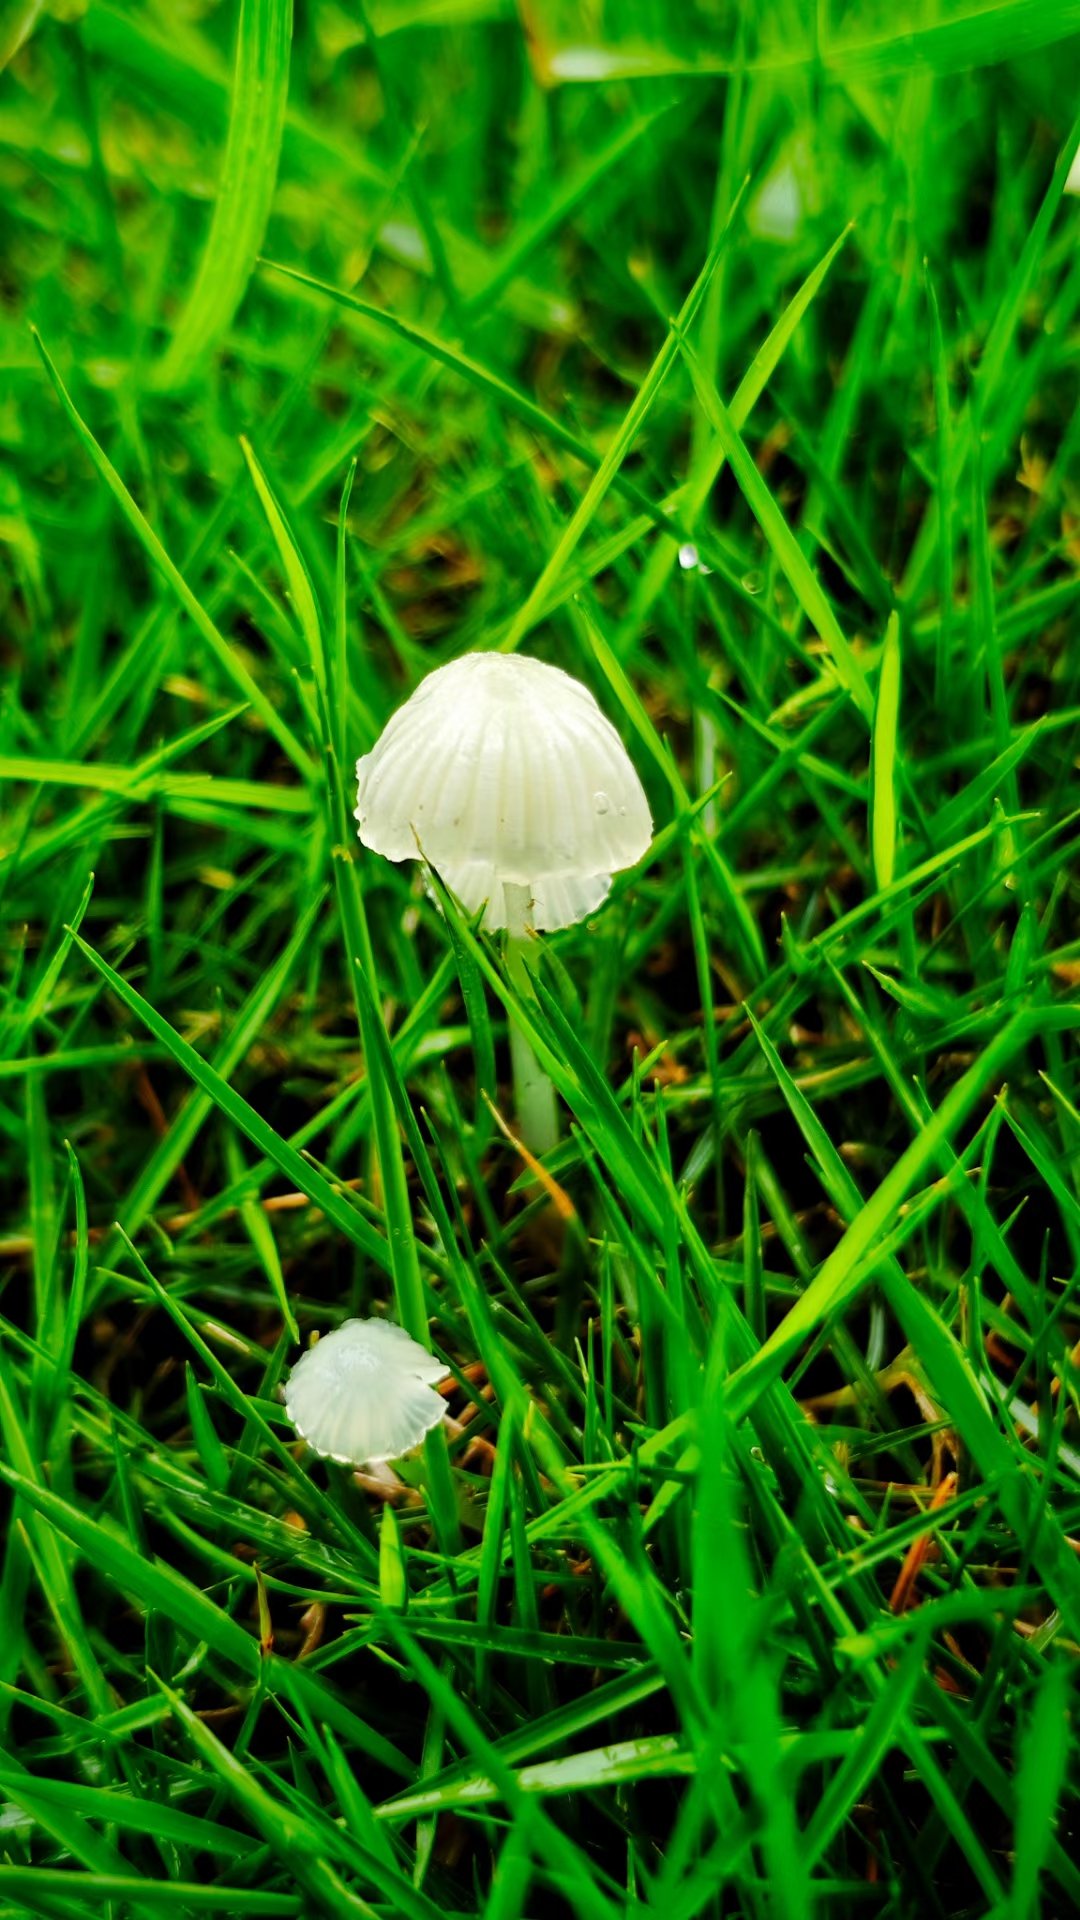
285;1318;448;1467
355;652;652;931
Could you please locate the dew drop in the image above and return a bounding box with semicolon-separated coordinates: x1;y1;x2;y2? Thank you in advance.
678;543;699;571
593;791;611;815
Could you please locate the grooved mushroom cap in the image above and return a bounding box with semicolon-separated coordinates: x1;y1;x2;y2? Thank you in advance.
285;1318;448;1467
355;652;652;931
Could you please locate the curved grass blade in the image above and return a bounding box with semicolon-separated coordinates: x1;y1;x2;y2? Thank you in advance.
0;1765;253;1859
153;0;293;391
378;1732;694;1820
0;1868;300;1912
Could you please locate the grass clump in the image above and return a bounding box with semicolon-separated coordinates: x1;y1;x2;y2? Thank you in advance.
2;2;1080;1915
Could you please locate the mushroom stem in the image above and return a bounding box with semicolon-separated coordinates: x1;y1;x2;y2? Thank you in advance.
503;883;558;1156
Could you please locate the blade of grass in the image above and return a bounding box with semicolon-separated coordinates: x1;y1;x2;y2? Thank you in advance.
0;1868;300;1912
152;0;293;390
500;207;740;654
870;611;901;891
68;931;400;1275
1009;1660;1072;1920
31;328;311;780
674;325;872;721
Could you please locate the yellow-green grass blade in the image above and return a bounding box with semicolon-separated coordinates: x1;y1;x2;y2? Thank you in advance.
0;755;311;813
241;434;325;693
377;1732;695;1819
152;0;293;391
870;611;901;891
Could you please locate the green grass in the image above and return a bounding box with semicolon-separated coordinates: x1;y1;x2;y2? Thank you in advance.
2;1;1080;1915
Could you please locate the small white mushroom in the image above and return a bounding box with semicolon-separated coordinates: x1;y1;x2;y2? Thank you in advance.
354;652;652;1153
354;652;652;937
285;1318;448;1468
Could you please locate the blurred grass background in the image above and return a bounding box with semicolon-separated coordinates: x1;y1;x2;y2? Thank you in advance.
2;0;1080;1914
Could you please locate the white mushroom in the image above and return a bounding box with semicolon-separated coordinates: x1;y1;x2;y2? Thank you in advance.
354;652;652;937
285;1318;448;1468
354;653;652;1153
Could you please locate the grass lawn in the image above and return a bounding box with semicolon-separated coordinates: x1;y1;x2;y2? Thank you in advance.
3;1;1080;1914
